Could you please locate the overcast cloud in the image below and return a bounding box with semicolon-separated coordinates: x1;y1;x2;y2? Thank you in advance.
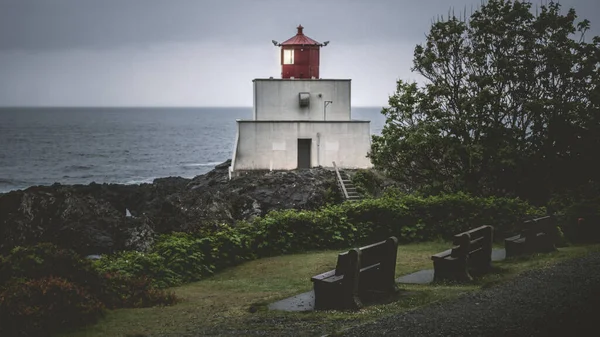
0;0;598;107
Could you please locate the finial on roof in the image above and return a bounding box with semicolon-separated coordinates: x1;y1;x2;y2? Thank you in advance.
297;25;304;35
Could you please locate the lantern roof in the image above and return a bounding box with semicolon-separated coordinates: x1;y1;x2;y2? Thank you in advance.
280;25;321;46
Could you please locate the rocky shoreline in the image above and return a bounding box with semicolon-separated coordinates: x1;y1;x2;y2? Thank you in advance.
0;160;342;255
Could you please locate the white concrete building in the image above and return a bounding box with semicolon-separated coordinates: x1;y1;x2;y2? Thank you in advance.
230;25;372;175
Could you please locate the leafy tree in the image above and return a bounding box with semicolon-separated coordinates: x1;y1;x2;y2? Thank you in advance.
370;0;600;204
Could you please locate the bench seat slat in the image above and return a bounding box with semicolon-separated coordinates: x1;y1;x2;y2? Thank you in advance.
431;249;453;260
506;235;525;243
311;269;336;282
320;275;344;283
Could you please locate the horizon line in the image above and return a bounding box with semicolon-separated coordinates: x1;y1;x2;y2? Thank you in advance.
0;105;386;109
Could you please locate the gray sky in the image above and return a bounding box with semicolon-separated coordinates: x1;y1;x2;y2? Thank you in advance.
0;0;598;107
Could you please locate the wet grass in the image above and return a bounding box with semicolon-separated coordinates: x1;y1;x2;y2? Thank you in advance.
59;242;600;337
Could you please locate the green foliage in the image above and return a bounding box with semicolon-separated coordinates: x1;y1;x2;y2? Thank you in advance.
369;0;600;204
199;223;255;269
0;243;178;336
350;170;385;197
98;273;178;309
92;193;543;292
248;205;359;256
323;186;344;205
555;226;569;247
93;250;180;288
153;233;214;282
0;276;105;337
93;227;256;288
548;184;600;243
0;243;105;291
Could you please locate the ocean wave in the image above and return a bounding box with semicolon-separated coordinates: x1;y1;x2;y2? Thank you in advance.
62;174;95;179
64;164;95;171
0;178;29;185
181;162;221;168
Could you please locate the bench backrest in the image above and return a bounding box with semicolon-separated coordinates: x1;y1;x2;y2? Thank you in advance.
451;225;494;258
335;237;398;276
523;215;556;240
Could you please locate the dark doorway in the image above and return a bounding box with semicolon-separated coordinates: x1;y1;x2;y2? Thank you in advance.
297;139;311;169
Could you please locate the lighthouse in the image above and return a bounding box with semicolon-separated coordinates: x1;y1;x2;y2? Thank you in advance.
230;25;372;175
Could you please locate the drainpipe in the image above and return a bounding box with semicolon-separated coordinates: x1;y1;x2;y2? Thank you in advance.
316;133;321;166
324;101;333;120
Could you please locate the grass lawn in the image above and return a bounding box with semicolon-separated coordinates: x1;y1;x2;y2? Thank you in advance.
60;242;600;337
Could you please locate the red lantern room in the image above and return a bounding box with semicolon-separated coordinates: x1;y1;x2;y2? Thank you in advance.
272;25;329;79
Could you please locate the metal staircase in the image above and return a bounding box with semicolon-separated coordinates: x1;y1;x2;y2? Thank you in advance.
333;161;363;202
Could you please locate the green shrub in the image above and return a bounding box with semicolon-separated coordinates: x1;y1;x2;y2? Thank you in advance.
94;229;256;288
0;242;115;309
197;223;255;270
351;169;385;197
549;193;600;243
93;192;544;291
323;186;344;205
555;226;569;247
93;250;180;288
0;243;178;336
0;276;105;337
153;232;214;281
98;273;178;309
0;243;103;288
246;204;368;257
243;192;543;256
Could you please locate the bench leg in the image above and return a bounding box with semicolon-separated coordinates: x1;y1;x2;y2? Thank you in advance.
505;238;526;258
468;252;492;276
433;257;472;283
383;236;400;294
313;281;335;310
533;233;558;254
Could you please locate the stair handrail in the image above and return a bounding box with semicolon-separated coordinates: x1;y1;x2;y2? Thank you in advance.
332;161;350;200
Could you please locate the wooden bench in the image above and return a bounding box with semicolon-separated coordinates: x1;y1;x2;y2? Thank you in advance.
431;225;494;282
505;215;558;258
311;236;399;310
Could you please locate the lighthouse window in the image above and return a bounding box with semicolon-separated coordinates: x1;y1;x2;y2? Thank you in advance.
283;49;294;64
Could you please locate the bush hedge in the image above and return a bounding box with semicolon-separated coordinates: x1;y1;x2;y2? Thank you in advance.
97;192;546;288
0;276;105;337
350;169;385;197
548;185;600;243
0;243;177;337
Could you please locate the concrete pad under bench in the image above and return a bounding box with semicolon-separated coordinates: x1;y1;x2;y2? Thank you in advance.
492;248;506;261
268;290;315;312
396;269;435;284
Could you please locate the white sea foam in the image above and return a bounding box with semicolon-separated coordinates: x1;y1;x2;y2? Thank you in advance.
182;162;221;168
123;177;156;185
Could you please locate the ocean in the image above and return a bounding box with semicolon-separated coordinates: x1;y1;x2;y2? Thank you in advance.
0;107;385;193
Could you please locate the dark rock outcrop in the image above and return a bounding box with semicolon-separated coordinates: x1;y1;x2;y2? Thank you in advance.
0;161;341;255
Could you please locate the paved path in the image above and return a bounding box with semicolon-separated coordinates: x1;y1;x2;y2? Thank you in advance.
341;252;600;337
